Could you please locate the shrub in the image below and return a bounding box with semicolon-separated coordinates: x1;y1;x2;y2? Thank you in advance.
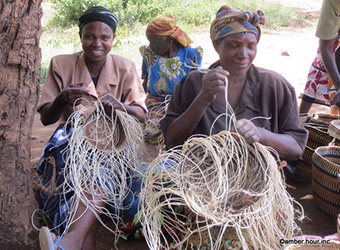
48;0;304;31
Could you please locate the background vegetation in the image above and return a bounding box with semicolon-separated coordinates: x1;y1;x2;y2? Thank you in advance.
40;0;306;83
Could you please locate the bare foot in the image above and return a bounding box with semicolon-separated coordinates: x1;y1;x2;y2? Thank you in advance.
50;231;83;250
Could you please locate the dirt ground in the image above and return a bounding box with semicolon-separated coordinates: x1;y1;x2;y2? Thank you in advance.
30;107;337;250
30;106;338;250
30;0;339;249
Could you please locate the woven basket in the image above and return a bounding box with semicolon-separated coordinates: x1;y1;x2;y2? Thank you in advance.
181;137;267;212
177;209;259;250
310;113;340;125
293;123;333;182
82;107;127;150
312;146;340;215
302;146;314;165
284;242;340;249
305;124;333;149
291;121;333;182
291;160;313;182
329;120;340;142
290;146;315;182
299;113;311;124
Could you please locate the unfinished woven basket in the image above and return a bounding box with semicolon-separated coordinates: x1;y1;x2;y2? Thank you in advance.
312;146;340;215
81;106;127;150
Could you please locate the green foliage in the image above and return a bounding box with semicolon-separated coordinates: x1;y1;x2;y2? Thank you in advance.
47;0;305;32
50;0;109;26
40;0;309;84
40;66;48;85
49;0;171;27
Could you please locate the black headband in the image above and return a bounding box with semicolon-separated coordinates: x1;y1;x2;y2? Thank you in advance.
78;6;118;33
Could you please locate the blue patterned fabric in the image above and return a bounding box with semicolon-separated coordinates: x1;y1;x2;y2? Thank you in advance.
140;45;203;98
37;124;143;235
37;124;73;235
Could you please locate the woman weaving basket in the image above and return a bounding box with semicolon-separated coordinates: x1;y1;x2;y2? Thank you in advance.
36;6;146;250
161;5;308;162
149;5;309;249
140;14;203;145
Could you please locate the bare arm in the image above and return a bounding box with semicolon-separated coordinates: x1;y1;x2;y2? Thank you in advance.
319;38;340;107
236;119;303;161
319;38;340;89
101;95;146;123
122;104;146;123
165;67;229;148
39;84;90;125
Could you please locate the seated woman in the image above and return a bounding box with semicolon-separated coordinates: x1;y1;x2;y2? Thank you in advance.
151;6;309;249
161;6;308;164
140;14;203;144
36;6;146;250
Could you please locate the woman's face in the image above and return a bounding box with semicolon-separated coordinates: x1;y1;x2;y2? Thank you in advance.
214;32;257;77
80;21;115;64
146;33;172;56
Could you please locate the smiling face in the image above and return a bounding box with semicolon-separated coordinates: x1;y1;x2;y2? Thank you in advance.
213;32;257;77
80;21;115;64
146;33;172;57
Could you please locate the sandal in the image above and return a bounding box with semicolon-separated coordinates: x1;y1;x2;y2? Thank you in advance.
39;227;65;250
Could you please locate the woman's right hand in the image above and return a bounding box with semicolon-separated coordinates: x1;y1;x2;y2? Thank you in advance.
198;66;229;104
61;84;90;106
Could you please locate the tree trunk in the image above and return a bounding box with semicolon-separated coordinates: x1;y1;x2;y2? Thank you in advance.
0;0;42;249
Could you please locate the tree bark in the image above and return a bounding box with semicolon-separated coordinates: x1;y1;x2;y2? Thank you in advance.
0;0;42;249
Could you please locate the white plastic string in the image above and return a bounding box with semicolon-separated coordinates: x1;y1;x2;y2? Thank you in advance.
141;69;304;250
225;75;229;130
38;98;146;246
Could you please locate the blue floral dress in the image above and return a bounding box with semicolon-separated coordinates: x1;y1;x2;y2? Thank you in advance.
140;45;203;99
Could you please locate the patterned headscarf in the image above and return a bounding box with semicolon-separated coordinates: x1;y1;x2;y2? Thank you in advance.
210;5;265;42
146;14;194;47
78;6;118;33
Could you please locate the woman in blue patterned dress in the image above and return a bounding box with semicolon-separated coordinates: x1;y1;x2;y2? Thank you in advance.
140;14;203;143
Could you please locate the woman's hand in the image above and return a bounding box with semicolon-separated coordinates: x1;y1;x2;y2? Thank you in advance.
100;94;125;115
235;118;262;144
198;66;229;104
236;118;303;160
61;84;90;106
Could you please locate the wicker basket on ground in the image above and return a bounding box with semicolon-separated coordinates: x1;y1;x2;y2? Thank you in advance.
311;146;340;215
291;113;340;182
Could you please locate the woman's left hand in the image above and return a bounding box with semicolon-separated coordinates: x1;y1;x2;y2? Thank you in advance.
100;95;125;115
235;118;262;144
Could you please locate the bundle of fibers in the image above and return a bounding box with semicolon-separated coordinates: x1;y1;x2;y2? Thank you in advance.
60;100;146;242
141;129;302;250
144;97;170;144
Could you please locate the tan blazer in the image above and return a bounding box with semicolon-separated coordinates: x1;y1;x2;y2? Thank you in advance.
38;52;146;124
